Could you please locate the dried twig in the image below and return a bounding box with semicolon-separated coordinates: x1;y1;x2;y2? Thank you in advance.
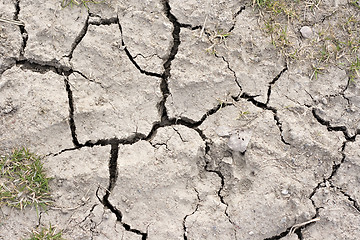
288;217;320;235
0;17;24;26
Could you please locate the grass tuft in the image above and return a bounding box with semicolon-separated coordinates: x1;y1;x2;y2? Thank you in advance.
26;224;65;240
0;148;52;210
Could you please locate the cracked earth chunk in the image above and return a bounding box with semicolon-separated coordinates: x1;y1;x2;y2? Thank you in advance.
166;28;239;121
19;0;88;61
278;106;343;178
269;65;348;108
185;171;236;239
313;81;360;137
333;139;360;204
216;8;286;103
200;101;263;142
200;101;342;238
109;126;205;239
0;0;22;73
39;146;120;239
169;0;243;30
0;66;72;154
70;24;161;142
303;187;360;240
0;206;39;239
314;95;359;137
117;0;173;74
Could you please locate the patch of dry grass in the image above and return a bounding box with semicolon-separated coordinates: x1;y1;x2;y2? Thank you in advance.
0;148;52;210
253;0;360;81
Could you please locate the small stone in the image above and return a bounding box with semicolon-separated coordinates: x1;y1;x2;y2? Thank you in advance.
215;125;232;137
281;189;289;195
249;231;254;235
300;26;313;39
227;129;252;153
321;98;328;105
222;157;233;165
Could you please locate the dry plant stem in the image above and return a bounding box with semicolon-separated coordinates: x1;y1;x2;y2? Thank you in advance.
0;17;24;26
199;15;208;38
288;217;321;235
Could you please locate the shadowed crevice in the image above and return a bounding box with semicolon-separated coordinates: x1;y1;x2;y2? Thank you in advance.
89;16;118;25
96;144;148;239
338;189;360;212
157;0;182;121
112;16;163;78
66;14;90;59
64;76;80;147
312;108;356;141
16;59;73;75
203;142;237;235
14;0;28;58
266;65;288;105
328;176;360;213
229;6;246;32
145;102;233;141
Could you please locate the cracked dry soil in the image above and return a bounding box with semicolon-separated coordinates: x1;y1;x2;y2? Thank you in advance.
1;0;360;239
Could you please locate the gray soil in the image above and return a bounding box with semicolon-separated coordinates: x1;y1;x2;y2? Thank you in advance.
1;0;359;239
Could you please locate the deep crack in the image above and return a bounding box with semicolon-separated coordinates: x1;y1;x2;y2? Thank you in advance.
228;6;246;32
203;142;237;235
145;102;233;141
97;143;148;239
16;59;72;75
14;0;28;59
89;16;118;25
337;188;360;212
158;0;181;121
64;76;80;147
115;17;163;78
266;65;288;105
66;14;90;59
312;108;356;141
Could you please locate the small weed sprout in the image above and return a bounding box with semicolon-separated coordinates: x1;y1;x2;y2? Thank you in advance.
237;111;251;120
205;29;230;54
61;0;104;9
349;57;360;82
0;148;52;210
310;65;324;80
26;224;65;240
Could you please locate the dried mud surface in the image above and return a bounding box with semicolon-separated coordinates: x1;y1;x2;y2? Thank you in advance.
1;0;359;239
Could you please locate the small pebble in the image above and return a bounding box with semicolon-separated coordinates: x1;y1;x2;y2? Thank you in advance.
215;125;232;137
281;189;289;195
321;98;328;105
300;26;313;39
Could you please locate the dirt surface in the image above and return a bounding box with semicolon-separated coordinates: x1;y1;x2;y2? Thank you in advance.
1;0;360;239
